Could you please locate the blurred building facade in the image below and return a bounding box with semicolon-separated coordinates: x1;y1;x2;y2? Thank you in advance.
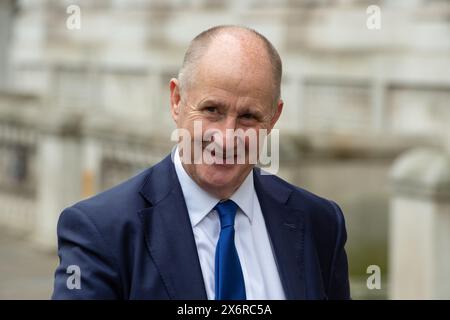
0;0;449;299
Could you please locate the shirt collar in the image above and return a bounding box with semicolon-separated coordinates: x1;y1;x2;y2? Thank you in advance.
229;168;254;223
173;146;254;227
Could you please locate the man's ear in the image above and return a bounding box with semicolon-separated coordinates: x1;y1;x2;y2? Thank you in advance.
269;98;283;131
169;78;182;125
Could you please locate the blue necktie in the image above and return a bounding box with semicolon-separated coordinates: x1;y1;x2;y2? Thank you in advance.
214;199;246;300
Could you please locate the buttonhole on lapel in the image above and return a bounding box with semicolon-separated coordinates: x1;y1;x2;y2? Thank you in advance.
283;222;296;230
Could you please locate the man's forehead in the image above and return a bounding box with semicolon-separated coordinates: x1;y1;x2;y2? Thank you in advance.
188;75;273;105
193;45;273;94
202;32;270;68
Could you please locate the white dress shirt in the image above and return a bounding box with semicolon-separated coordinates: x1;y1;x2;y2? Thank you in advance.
173;147;286;300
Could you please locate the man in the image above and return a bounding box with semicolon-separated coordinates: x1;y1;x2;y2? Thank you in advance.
52;25;350;300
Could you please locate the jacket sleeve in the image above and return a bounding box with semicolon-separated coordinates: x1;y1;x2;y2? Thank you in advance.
52;206;122;299
327;201;351;300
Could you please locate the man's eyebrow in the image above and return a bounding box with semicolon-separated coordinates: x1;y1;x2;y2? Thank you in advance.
239;105;263;113
196;99;267;115
197;99;228;108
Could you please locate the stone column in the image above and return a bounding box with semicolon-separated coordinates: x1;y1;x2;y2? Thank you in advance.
32;112;83;249
389;148;450;299
0;0;14;88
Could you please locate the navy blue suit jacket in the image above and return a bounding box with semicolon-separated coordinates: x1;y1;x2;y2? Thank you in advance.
52;154;350;299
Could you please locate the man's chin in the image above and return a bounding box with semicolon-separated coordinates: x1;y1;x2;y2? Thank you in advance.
198;164;246;191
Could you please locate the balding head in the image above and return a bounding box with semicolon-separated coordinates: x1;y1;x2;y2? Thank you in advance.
169;25;284;199
178;25;282;105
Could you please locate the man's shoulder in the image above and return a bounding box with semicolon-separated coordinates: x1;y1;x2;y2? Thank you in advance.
256;170;344;226
61;155;172;229
70;154;173;214
73;167;151;216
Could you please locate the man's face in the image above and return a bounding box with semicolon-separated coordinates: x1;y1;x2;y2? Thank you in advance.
170;35;283;199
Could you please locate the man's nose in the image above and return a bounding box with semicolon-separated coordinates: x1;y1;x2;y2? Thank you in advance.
214;114;237;132
212;115;238;150
222;114;238;131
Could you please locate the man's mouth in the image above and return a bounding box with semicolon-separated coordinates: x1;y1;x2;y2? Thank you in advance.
210;149;238;162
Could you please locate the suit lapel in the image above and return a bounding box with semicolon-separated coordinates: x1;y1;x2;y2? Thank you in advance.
138;155;207;299
253;169;306;299
137;155;306;300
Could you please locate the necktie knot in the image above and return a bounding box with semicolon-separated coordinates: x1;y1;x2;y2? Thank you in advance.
215;200;238;229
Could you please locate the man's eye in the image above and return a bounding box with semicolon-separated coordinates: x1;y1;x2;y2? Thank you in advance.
240;113;255;119
204;106;218;113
